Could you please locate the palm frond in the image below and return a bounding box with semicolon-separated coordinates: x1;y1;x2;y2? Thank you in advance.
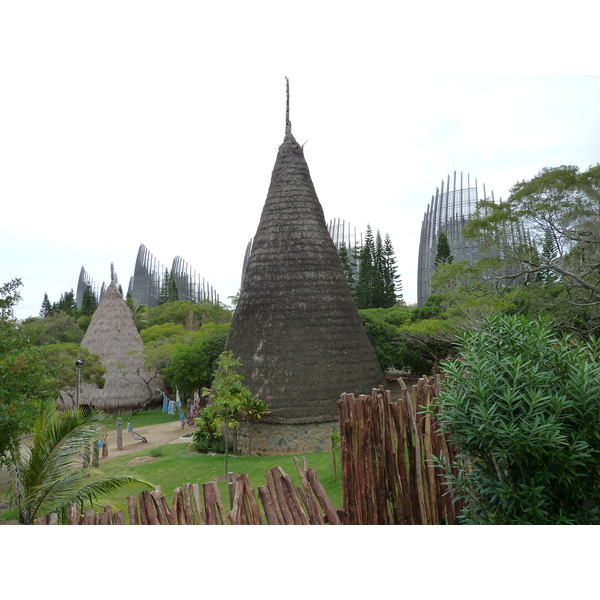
9;403;153;524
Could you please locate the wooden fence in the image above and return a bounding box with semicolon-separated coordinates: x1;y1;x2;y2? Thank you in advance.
338;378;464;525
32;459;341;525
32;377;464;526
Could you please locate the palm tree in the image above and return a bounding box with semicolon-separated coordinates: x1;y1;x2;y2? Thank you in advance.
8;403;152;524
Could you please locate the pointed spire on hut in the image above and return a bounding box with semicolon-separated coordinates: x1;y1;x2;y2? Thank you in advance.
225;82;384;428
285;76;292;137
77;282;163;412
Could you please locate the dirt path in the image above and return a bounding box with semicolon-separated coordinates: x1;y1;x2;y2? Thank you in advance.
0;421;194;487
102;420;194;459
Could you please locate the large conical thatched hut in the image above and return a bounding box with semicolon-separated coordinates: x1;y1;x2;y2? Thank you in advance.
77;281;163;412
225;87;384;454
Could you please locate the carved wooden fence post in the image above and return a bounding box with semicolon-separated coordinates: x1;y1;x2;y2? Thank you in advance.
117;417;123;450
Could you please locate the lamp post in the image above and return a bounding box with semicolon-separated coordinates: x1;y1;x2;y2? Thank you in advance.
75;359;84;413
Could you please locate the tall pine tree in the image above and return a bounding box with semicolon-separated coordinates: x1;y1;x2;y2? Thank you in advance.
355;225;376;309
539;229;559;284
80;284;98;316
338;243;356;291
39;293;53;318
372;230;387;307
159;269;180;305
54;289;77;315
434;231;453;266
383;233;402;306
354;227;403;309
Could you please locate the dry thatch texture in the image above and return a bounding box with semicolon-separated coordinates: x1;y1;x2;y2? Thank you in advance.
78;282;163;412
225;130;384;424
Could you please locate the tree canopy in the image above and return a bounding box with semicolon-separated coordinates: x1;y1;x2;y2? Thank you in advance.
464;163;600;332
0;280;58;465
160;323;230;399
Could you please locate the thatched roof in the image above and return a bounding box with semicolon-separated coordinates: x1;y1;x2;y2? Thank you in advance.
225;117;384;424
78;282;163;412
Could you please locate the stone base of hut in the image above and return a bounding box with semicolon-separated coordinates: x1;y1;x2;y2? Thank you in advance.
235;420;338;456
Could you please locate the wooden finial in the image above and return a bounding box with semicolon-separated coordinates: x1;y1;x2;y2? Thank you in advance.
285;76;291;134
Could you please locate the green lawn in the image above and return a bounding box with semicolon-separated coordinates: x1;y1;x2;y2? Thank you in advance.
0;406;344;523
98;407;177;429
88;442;343;522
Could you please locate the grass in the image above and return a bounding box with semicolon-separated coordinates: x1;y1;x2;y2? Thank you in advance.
0;405;344;523
91;443;343;522
1;443;343;524
98;407;177;429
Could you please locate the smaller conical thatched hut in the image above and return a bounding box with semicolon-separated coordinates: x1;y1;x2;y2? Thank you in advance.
77;281;163;413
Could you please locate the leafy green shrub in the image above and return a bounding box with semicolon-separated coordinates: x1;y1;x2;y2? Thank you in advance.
436;314;600;524
190;352;269;466
162;324;230;398
190;403;233;455
148;447;163;458
190;403;223;453
190;429;231;455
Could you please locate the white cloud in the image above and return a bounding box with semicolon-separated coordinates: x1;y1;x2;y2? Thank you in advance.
1;4;599;318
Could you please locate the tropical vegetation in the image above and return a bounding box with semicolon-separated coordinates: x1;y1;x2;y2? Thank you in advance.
435;314;600;524
7;403;151;524
3;162;600;526
339;225;403;309
0;280;58;465
192;352;269;468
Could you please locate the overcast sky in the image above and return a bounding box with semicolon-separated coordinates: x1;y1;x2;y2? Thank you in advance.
2;2;599;320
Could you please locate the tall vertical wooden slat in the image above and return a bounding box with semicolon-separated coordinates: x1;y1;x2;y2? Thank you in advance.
150;490;168;525
68;503;80;525
241;474;263;525
307;468;341;525
278;467;310;525
257;485;281;524
100;506;113;525
127;496;139;525
138;492;148;524
213;483;228;525
422;384;439;524
265;468;286;525
183;484;196;525
203;482;219;525
228;478;246;525
82;510;96;525
267;467;295;525
293;457;325;525
141;490;159;525
203;481;227;525
191;483;207;525
337;393;352;524
172;488;187;525
160;495;176;525
369;391;384;523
